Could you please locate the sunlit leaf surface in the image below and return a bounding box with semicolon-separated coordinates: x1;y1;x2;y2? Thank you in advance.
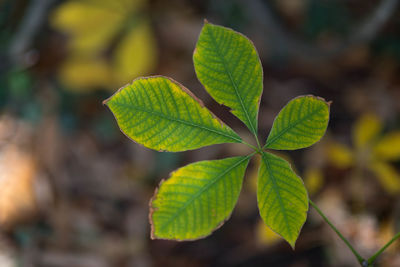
105;76;242;152
265;96;330;150
150;156;250;240
194;22;263;135
257;152;308;247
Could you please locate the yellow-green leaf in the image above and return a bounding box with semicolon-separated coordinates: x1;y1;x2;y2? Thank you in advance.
104;76;242;152
265;96;330;150
58;55;113;90
51;0;157;91
327;141;354;168
150;156;250;240
256;219;281;246
369;161;400;194
193;22;263;135
353;113;382;150
373;131;400;161
304;167;324;195
257;152;308;248
50;0;134;53
112;22;157;85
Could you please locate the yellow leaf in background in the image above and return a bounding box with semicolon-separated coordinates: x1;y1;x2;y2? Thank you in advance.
373;131;400;161
113;22;158;85
304;167;324;195
369;161;400;194
256;219;281;246
353;113;382;149
327;142;354;168
50;1;124;53
58;56;113;90
50;0;157;91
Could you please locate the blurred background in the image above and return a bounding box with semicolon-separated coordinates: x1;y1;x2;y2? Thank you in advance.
1;0;400;266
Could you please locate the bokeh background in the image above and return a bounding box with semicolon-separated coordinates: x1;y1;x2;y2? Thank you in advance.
1;0;400;266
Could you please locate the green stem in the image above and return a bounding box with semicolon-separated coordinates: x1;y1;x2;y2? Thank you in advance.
309;199;365;266
253;133;262;150
241;140;259;152
367;231;400;265
247;151;258;158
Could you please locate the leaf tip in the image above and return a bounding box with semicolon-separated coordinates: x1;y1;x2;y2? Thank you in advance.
103;81;133;107
288;239;297;250
309;95;332;108
102;98;110;106
301;94;329;104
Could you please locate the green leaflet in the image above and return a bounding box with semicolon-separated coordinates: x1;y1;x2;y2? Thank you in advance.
265;95;330;150
104;76;242;152
150;156;250;240
257;152;309;248
193;22;263;135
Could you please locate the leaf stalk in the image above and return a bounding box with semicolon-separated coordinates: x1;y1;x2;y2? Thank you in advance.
241;140;260;152
367;231;400;265
309;199;365;266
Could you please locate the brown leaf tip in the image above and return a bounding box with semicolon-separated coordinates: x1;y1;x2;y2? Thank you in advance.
102;98;110;105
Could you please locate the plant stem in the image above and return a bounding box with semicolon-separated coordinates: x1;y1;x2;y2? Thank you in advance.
309;199;365;266
247;151;258;158
367;231;400;265
241;140;259;151
253;133;262;150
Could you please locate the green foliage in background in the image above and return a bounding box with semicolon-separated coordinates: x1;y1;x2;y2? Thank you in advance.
105;21;330;247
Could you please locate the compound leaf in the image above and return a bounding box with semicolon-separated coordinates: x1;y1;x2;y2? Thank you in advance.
104;76;241;152
265;96;330;150
150;156;250;240
257;152;308;248
193;22;263;135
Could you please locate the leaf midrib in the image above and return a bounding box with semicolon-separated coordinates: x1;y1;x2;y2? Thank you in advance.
206;26;257;135
264;105;325;148
261;152;292;239
157;156;249;232
112;101;242;143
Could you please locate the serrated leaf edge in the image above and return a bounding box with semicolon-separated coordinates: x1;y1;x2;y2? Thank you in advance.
149;156;250;241
264;95;331;150
103;75;243;152
193;21;264;135
258;152;309;249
